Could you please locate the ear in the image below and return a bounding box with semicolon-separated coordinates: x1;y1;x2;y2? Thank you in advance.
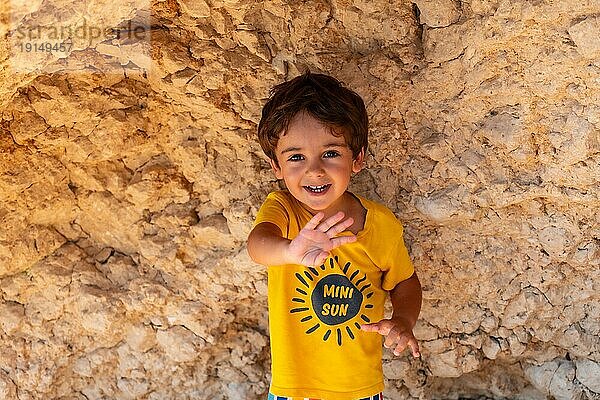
269;158;284;179
352;147;365;173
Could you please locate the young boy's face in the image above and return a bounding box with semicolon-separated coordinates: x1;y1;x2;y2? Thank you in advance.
270;111;364;214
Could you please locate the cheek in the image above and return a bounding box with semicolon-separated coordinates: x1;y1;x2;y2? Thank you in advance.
330;163;353;177
279;165;302;181
288;163;306;173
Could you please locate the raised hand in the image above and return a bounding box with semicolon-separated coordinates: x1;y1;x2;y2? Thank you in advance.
286;211;357;266
361;318;420;358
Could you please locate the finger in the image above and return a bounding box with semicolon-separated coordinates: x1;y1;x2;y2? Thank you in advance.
326;217;354;238
384;329;401;348
330;235;357;249
391;335;409;355
361;321;392;335
407;338;420;358
393;341;407;356
359;323;379;332
303;212;325;231
316;211;345;232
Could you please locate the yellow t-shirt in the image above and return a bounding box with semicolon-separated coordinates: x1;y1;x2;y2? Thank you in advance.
254;190;415;400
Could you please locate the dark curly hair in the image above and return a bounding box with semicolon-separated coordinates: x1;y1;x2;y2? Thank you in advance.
257;72;368;165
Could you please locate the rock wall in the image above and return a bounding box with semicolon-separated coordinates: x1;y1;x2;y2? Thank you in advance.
1;0;599;399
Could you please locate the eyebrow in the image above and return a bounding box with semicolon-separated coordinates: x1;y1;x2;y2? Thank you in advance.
280;142;348;154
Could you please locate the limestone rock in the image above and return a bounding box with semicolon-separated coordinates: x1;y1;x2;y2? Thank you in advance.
575;359;600;393
0;371;17;399
125;324;157;353
427;346;480;378
478;108;525;152
469;0;500;15
568;17;600;58
524;360;560;394
156;326;205;363
414;0;461;28
414;184;470;223
482;337;502;360
525;360;587;400
383;359;411;379
178;0;211;18
0;301;25;335
548;361;583;400
422;23;468;63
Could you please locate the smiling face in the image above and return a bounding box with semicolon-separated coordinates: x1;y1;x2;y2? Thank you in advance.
270;112;364;216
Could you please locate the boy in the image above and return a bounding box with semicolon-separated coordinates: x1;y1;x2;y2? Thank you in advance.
247;72;422;400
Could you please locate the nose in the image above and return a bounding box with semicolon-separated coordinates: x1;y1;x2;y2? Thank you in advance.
306;158;325;177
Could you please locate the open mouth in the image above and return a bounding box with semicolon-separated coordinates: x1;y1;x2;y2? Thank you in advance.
304;184;331;194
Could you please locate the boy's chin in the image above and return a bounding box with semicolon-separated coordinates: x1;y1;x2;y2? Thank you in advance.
297;197;347;215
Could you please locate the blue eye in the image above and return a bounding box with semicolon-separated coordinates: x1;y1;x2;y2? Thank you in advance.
288;154;304;161
324;150;340;158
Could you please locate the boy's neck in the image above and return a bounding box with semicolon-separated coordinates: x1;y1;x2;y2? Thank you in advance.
296;191;367;234
296;190;351;218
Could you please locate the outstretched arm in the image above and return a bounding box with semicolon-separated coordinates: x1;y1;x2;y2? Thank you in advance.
247;211;357;267
361;272;422;357
247;221;292;266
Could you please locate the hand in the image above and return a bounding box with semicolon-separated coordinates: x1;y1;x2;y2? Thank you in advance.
361;317;420;358
286;211;357;266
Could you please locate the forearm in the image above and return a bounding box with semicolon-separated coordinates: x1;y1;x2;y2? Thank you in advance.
247;223;292;266
390;272;422;328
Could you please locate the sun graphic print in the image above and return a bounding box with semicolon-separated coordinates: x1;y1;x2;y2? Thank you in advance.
289;255;375;346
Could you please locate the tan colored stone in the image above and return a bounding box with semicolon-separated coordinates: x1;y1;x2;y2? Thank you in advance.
482;336;501;360
428;347;480;378
569;17;600;58
0;301;24;335
0;370;17;400
383;359;411;379
125;324;157;353
414;0;461;28
178;0;210;18
156;326;205;363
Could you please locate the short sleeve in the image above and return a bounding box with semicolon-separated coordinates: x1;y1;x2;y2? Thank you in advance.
380;220;415;291
253;191;290;237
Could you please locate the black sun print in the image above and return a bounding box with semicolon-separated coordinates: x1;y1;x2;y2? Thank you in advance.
290;255;375;346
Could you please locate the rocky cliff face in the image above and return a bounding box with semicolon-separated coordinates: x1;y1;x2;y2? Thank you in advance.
1;0;599;399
